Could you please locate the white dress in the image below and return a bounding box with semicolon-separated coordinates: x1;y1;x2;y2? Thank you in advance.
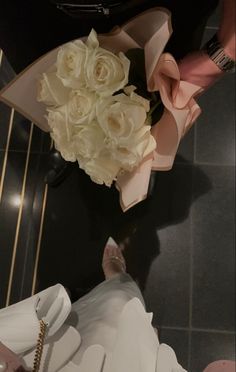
66;273;186;372
0;278;187;371
1;286;233;372
68;273;145;364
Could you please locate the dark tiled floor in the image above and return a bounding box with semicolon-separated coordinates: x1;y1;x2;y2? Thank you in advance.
206;1;222;28
159;328;189;367
196;73;235;165
192;165;235;332
190;331;235;372
0;5;235;370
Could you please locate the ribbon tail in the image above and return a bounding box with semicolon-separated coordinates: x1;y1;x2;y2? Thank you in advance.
151;98;201;170
116;154;153;212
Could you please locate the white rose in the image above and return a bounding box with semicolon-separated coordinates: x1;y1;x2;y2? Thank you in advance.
96;92;149;145
113;127;156;170
81;154;120;187
124;85;150;112
47;107;76;162
67;89;97;125
85;29;130;96
96;92;156;170
73;121;105;159
56;40;88;89
37;71;70;106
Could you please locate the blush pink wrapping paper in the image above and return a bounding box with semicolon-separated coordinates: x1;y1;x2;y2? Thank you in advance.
0;7;201;212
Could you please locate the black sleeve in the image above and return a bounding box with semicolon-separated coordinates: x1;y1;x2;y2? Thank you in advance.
0;0;219;73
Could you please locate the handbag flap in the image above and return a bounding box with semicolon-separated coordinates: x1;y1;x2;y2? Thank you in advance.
0;284;71;354
23;325;81;372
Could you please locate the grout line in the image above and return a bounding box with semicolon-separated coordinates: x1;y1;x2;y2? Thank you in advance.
205;26;219;30
160;325;235;335
5;123;34;306
174;160;234;168
0;109;14;204
192;328;235;335
31;184;48;295
188;165;195;369
0;49;3;67
159;325;190;332
189;173;194;330
193;162;235;167
189;330;192;362
193;120;198;165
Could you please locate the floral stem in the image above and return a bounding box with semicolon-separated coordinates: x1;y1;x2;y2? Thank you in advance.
151;92;158;102
148;99;161;117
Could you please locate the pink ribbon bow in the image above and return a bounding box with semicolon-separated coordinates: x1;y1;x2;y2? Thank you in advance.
116;9;202;211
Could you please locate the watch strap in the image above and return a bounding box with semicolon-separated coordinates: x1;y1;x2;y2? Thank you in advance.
204;33;235;72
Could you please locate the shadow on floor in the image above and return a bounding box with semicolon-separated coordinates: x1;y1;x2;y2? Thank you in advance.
36;154;212;299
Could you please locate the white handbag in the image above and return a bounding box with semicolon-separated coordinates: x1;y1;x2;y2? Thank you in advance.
0;284;71;371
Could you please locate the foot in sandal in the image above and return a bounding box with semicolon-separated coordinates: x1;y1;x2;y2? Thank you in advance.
102;238;126;280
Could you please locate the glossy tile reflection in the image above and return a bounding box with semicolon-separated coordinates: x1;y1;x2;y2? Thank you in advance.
0;52;15;90
0;150;4;184
0;102;12;150
0;152;29;307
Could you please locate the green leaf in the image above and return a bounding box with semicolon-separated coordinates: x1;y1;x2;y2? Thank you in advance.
125;48;164;125
125;48;149;98
150;102;164;126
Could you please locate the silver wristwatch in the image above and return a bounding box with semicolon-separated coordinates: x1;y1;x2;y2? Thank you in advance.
204;33;235;72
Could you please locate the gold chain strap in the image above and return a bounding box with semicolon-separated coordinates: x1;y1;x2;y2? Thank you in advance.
32;319;47;372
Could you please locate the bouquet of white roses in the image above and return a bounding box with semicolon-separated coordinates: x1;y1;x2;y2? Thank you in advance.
37;29;157;187
0;8;201;211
